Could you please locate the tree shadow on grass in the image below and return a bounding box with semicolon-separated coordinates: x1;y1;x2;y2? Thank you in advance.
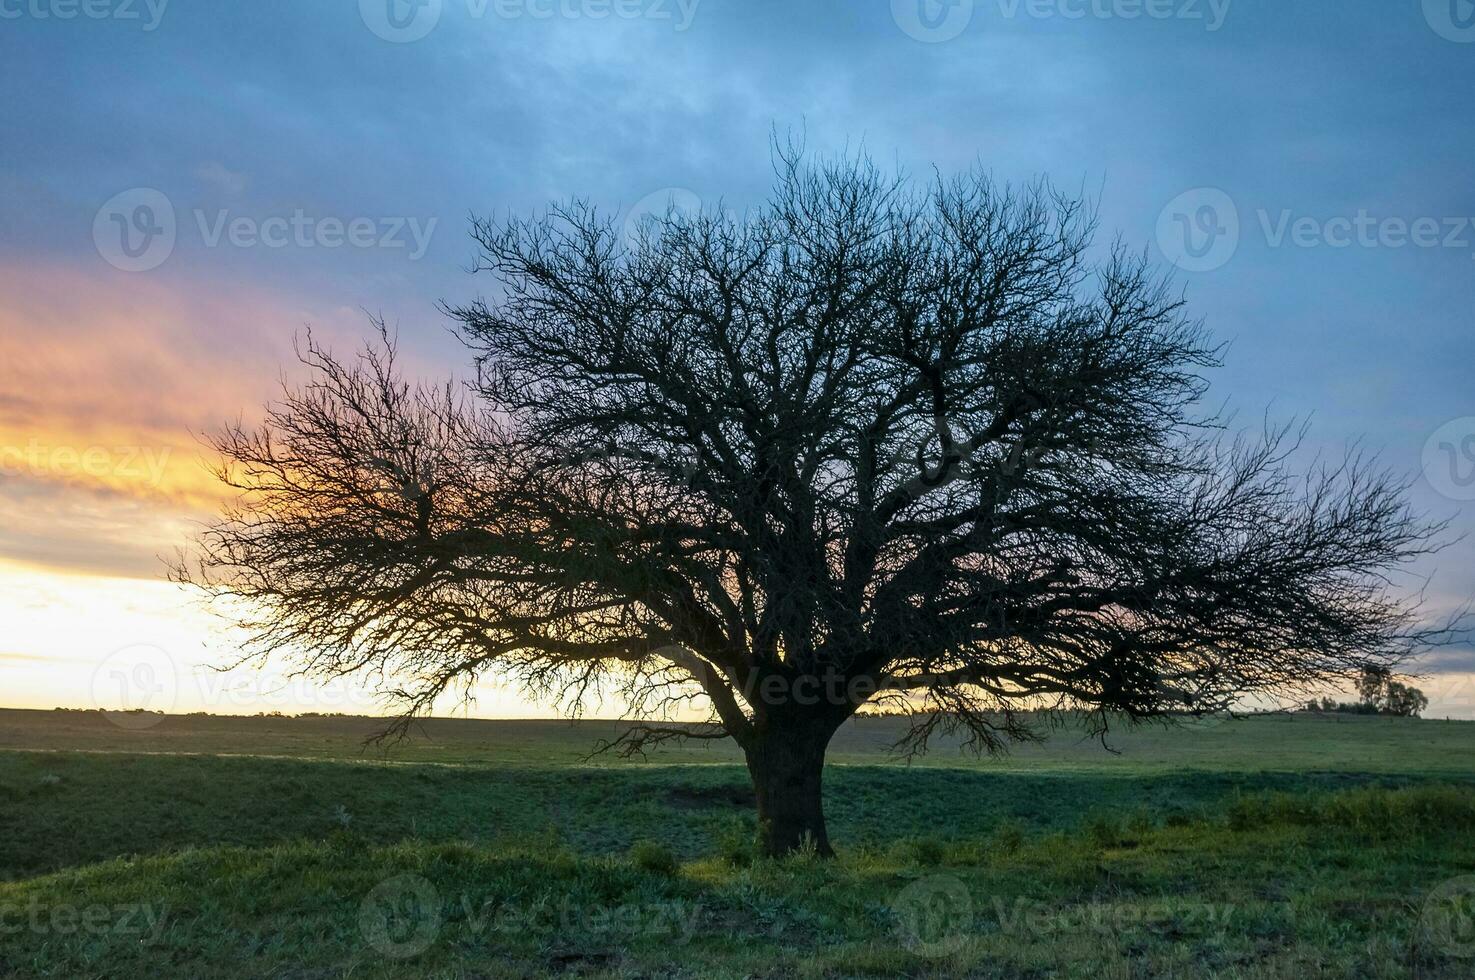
5;750;1471;880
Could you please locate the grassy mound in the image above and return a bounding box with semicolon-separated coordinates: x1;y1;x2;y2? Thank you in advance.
3;784;1474;978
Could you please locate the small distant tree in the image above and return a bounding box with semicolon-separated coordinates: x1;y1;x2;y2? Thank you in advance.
1382;681;1430;718
1305;666;1431;717
1356;666;1393;708
1355;666;1430;717
179;150;1445;856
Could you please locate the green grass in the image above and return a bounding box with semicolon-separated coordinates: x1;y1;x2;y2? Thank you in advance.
2;709;1474;977
5;707;1471;772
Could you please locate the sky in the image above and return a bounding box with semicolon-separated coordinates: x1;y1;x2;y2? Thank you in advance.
1;0;1473;720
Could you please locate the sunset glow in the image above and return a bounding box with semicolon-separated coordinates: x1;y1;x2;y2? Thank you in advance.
3;3;1472;724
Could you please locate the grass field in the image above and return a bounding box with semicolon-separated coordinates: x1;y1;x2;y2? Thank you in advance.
2;708;1474;977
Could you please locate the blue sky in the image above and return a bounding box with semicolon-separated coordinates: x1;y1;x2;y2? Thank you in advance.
2;0;1473;713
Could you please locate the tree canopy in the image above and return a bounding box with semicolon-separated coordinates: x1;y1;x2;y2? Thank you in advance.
181;150;1445;854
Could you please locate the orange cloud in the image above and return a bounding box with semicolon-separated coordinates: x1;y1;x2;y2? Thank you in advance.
0;260;374;578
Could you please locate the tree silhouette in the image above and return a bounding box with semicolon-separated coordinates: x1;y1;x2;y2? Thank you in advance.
180;151;1444;855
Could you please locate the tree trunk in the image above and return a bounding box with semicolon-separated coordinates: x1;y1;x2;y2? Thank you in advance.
744;721;836;858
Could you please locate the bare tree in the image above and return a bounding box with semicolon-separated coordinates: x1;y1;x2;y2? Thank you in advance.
180;150;1444;856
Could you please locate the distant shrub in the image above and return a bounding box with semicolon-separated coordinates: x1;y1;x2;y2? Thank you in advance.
1084;811;1126;849
890;835;947;866
1226;796;1270;832
712;816;755;868
1126;807;1155;837
991;819;1025;854
629;839;678;875
1162;807;1195;828
1077;807;1155;849
1300;668;1430;718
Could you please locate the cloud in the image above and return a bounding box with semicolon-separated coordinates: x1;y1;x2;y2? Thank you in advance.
0;261;385;578
0;470;199;580
195;162;250;197
0;0;1472;712
0;651;63;665
1415;645;1475;677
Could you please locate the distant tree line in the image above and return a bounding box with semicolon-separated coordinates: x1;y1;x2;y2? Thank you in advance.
1302;667;1429;718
